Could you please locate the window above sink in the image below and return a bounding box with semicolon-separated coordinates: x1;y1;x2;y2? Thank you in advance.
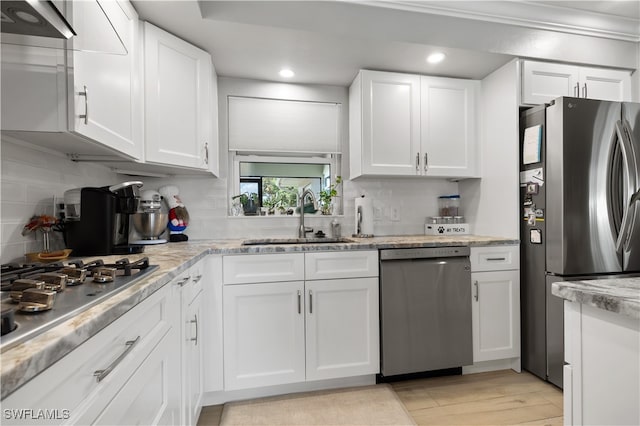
230;154;341;217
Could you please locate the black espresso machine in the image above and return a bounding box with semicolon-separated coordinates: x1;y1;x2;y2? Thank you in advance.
63;182;145;256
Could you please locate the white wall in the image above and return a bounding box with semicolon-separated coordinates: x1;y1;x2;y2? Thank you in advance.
459;60;520;239
0;138;120;263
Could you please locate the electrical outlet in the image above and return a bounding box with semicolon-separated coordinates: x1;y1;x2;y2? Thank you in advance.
391;207;400;221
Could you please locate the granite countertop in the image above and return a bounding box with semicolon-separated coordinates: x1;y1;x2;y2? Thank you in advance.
552;278;640;320
1;234;517;398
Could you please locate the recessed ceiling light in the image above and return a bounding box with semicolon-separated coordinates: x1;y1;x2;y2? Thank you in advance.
426;52;446;64
279;69;295;78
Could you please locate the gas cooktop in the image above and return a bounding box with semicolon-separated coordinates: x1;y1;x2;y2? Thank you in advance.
0;257;158;352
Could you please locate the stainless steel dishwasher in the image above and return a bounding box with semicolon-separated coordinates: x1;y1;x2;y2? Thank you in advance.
379;246;472;377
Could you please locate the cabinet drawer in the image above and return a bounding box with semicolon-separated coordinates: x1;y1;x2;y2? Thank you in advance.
223;253;304;284
305;251;379;280
183;261;204;305
470;245;519;272
2;285;174;424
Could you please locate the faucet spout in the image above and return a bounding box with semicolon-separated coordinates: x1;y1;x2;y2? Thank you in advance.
298;188;318;238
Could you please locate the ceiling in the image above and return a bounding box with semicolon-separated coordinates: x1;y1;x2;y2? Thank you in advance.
131;1;640;86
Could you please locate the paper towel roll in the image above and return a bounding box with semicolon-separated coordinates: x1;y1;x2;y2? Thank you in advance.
354;196;374;236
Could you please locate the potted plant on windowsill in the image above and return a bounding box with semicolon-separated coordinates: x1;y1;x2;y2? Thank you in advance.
319;176;342;215
232;192;260;216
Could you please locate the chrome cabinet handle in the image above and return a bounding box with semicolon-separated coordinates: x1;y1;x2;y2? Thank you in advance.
79;85;88;125
415;153;420;172
297;290;301;314
94;336;140;382
582;83;587;98
574;83;579;97
190;315;198;345
424;153;428;172
474;281;479;301
192;275;203;283
309;290;313;314
204;143;209;165
486;257;506;261
177;276;190;287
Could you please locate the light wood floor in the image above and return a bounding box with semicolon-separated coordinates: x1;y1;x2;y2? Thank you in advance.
197;370;563;425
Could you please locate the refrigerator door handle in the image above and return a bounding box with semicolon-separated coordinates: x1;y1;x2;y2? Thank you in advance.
614;120;639;254
620;189;640;253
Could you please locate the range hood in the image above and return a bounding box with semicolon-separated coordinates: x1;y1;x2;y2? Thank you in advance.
1;0;126;55
1;1;75;39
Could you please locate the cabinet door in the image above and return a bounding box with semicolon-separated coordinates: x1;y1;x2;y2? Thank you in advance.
421;76;479;177
203;256;223;393
92;327;180;426
223;281;305;390
185;293;203;426
580;67;631;102
471;270;520;362
144;22;211;170
522;61;579;105
360;70;421;176
70;1;142;159
305;278;379;381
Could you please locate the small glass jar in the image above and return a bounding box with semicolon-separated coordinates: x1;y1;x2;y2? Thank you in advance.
428;216;441;224
453;216;465;224
438;195;461;217
442;216;453;224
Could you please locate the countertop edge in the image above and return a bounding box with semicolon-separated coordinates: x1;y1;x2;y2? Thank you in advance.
551;279;640;320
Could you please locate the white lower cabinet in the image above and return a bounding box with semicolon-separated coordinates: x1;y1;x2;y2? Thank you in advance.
469;246;520;364
203;256;224;393
305;277;379;381
91;327;179;426
2;282;181;425
223;280;306;390
180;262;205;426
471;270;520;362
564;301;640;426
222;251;379;391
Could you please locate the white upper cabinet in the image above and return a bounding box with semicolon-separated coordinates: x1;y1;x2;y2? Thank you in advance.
350;70;479;179
421;76;479;178
522;60;632;104
1;0;142;160
350;70;421;177
143;22;215;172
70;0;142;159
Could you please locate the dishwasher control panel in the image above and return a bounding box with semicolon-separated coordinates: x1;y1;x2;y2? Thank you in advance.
380;246;470;260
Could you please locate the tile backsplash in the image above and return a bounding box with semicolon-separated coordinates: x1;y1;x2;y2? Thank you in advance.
1;140;121;263
133;176;458;240
1;140;458;263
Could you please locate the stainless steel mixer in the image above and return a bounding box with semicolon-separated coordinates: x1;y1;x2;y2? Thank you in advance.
130;190;168;245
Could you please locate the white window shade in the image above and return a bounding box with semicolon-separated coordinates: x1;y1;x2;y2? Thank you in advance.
228;96;340;154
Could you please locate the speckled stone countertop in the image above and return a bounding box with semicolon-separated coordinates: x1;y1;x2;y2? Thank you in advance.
552;278;640;320
1;234;516;398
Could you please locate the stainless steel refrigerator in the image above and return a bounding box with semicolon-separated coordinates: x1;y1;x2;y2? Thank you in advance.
520;97;640;389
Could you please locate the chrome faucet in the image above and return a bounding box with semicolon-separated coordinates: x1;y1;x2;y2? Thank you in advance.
298;188;318;238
